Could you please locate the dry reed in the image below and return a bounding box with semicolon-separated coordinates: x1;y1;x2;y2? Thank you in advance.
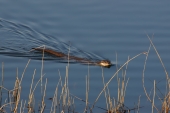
0;36;169;113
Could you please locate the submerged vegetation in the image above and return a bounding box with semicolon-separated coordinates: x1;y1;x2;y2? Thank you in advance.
0;36;169;113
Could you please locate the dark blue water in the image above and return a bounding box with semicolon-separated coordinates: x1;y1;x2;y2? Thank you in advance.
0;0;170;112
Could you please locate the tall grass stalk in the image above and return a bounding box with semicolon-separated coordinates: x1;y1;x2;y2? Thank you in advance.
146;34;169;80
84;75;89;113
137;95;141;113
84;64;90;113
50;70;62;113
41;45;45;99
101;67;109;111
91;52;144;110
152;80;156;113
142;35;157;110
0;62;4;107
28;69;36;113
40;78;47;113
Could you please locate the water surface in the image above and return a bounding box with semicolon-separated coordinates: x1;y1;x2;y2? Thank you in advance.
0;0;170;112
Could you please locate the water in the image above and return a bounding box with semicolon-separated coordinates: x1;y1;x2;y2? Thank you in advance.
0;0;170;112
0;18;111;67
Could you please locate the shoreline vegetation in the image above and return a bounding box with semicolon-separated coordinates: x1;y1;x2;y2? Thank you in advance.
0;36;169;113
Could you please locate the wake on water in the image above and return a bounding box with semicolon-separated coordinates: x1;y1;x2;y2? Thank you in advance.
0;18;112;67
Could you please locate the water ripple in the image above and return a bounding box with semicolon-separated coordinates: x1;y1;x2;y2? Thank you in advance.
0;18;109;65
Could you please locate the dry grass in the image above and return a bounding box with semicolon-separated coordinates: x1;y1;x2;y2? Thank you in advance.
0;36;169;113
142;35;170;113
